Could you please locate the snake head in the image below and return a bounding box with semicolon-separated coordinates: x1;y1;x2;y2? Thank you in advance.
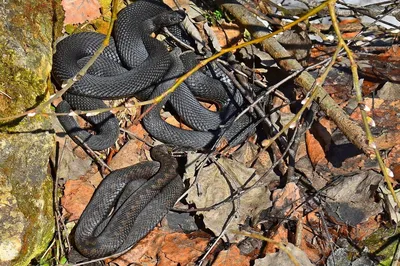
153;10;186;28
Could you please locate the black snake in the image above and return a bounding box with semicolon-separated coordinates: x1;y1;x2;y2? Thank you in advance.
52;0;258;259
74;145;183;258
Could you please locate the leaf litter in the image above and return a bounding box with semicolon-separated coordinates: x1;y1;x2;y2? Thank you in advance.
54;0;400;265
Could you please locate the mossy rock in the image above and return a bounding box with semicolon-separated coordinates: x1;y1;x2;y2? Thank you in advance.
0;0;55;265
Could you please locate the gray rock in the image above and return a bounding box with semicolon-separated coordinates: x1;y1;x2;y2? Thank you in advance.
0;0;54;265
377;82;400;101
327;248;351;266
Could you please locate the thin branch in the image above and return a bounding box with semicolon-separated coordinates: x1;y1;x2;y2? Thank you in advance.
328;1;400;208
120;128;154;147
74;136;113;172
137;1;332;107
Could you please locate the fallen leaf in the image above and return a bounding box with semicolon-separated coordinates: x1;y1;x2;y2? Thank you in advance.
159;232;209;265
163;0;190;9
111;230;209;266
351;98;400;150
61;179;94;221
265;225;289;253
255;243;313;266
165;116;192;130
300;211;330;263
210;22;242;48
213;245;251;266
271;182;303;218
384;145;400;182
56;141;92;181
348;216;381;241
184;153;275;242
109;228;167;266
109;139;142;170
306;119;331;167
324;171;383;226
378;185;400;224
62;0;101;25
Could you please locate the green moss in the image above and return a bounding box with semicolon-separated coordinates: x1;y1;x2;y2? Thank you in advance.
0;1;55;264
11;176;54;266
0;45;47;117
0;0;53;131
0;133;55;265
362;227;399;265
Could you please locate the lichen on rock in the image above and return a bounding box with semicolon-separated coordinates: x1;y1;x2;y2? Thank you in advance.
0;0;55;265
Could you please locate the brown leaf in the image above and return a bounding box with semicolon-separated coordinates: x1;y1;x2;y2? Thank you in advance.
159;232;209;265
300;212;330;263
109;140;142;170
210;22;242;48
306;119;331;167
61;179;94;221
385;145;400;182
351;98;400;150
271;182;302;218
109;228;168;266
110;230;209;266
163;0;190;9
61;0;101;25
164;116;192;130
213;245;251;266
348;216;381;241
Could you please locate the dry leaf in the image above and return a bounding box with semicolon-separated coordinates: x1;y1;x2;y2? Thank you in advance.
61;179;94;221
184;153;275;242
255;243;313;266
110;230;209;266
300;212;330;263
62;0;101;25
378;185;400;224
109;139;142;170
213;245;251;266
271;182;302;218
159;232;209;265
306;119;331;167
210;22;242;48
109;228;167;266
324;171;382;226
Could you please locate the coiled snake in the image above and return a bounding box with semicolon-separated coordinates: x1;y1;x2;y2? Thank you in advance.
52;0;257;259
74;145;184;258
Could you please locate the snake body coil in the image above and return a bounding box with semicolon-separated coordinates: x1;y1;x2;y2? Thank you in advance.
52;0;258;259
75;145;184;258
53;0;256;150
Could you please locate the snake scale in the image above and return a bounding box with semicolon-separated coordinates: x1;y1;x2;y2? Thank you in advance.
52;0;257;259
75;145;184;258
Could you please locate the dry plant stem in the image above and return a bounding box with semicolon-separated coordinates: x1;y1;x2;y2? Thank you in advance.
74;135;113;172
262;41;342;150
55;142;65;257
197;197;239;266
221;0;371;155
120;128;154;147
0;90;11;99
0;0;120;122
138;0;330;107
234;55;335;123
41;238;56;264
328;2;400;208
232;230;300;266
